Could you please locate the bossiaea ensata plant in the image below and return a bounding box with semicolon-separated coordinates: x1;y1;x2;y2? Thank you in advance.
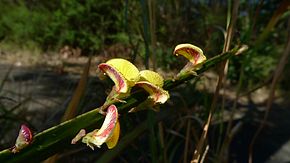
1;43;247;162
71;43;206;150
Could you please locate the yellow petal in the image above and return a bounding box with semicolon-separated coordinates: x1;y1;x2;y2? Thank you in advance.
82;105;119;149
173;44;206;65
99;63;129;93
106;120;120;149
106;58;140;85
139;70;164;88
135;81;169;104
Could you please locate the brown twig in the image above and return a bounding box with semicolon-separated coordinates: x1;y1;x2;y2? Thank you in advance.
248;18;290;163
191;1;240;162
184;119;191;163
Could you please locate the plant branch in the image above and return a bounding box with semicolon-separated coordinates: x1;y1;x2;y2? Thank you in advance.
0;45;246;163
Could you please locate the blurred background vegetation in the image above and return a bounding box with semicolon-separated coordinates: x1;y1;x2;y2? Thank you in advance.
0;0;290;162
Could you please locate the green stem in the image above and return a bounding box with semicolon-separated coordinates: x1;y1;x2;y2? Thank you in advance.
0;45;246;163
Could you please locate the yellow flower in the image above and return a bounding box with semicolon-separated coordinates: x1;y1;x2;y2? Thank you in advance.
81;105;120;150
136;70;169;104
174;43;206;66
98;58;140;94
130;70;169;112
98;58;140;113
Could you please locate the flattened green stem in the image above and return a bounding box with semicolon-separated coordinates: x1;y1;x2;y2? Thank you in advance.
0;109;103;163
0;45;247;162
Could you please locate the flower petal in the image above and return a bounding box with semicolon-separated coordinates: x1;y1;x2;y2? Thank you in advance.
135;81;169;104
174;44;206;65
12;124;33;153
82;105;119;149
98;63;128;93
106;120;120;149
139;70;164;88
105;58;140;85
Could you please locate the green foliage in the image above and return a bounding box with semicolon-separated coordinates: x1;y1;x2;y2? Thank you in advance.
43;0;126;53
0;1;49;48
227;0;289;87
0;0;126;53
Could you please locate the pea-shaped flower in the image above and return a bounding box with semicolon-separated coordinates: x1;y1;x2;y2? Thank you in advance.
98;58;140;94
75;105;120;150
173;44;207;77
131;70;169;112
136;70;169;104
11;124;33;153
174;43;206;66
98;58;140;112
